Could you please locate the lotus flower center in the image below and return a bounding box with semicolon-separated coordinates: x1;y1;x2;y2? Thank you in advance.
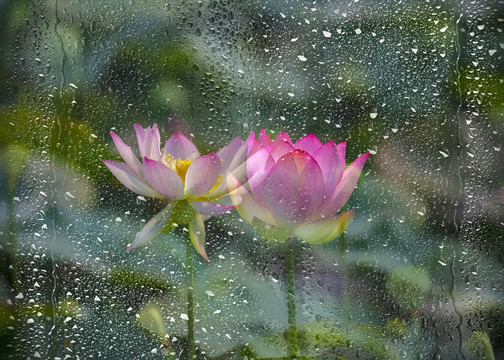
162;154;192;182
162;153;223;193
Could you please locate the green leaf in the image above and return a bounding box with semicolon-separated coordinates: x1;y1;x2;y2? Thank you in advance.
2;144;30;179
386;265;430;312
58;299;81;319
385;318;408;338
257;321;392;360
463;332;495;360
297;322;391;360
108;269;176;292
135;304;167;343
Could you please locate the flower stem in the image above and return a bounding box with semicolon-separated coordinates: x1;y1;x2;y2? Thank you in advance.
338;232;350;334
185;234;195;360
285;239;298;358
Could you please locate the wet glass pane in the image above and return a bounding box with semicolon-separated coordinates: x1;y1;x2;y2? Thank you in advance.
1;0;503;359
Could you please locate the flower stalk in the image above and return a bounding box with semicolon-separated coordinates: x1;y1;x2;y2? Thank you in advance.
185;232;195;360
285;239;299;358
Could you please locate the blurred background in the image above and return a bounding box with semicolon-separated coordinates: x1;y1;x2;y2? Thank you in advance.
1;0;503;359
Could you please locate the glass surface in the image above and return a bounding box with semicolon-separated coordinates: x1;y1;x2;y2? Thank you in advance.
1;0;503;359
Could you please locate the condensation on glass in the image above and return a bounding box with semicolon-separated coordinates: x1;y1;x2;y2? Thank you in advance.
0;0;503;359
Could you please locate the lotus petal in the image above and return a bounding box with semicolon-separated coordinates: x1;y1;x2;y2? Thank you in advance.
262;150;324;228
251;217;290;243
209;164;247;199
143;124;161;161
313;141;346;196
164;133;199;160
294;134;323;155
102;160;162;198
126;203;174;252
134;123;146;157
269;139;295;161
235;191;277;226
190;201;234;216
217;136;244;169
319;152;370;216
246;131;263;157
246;145;275;203
143;157;185;199
272;131;293;145
184;153;222;197
110;131;144;178
227;140;248;171
293;210;355;245
259;129;273;147
189;214;209;261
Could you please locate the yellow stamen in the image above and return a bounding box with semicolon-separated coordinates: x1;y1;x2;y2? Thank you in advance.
162;154;192;182
210;174;223;193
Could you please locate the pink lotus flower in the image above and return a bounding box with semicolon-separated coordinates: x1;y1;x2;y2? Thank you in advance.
233;129;369;244
102;123;246;260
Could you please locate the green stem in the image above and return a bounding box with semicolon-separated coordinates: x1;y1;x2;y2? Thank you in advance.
185;234;195;360
338;232;350;334
285;239;298;358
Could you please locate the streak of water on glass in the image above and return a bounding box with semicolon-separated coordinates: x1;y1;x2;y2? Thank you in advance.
46;0;67;356
451;9;467;360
